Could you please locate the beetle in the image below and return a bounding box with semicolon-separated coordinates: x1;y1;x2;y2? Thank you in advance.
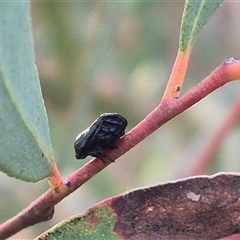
74;113;127;161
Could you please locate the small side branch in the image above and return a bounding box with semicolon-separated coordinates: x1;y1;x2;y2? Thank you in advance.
188;95;240;176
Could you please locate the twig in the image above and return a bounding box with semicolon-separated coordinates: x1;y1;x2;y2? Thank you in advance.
161;50;191;101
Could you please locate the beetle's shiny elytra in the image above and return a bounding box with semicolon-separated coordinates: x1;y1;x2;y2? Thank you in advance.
74;113;127;160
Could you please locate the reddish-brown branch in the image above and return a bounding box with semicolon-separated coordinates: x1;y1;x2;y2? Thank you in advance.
0;58;240;239
0;189;55;239
122;58;240;152
187;95;240;176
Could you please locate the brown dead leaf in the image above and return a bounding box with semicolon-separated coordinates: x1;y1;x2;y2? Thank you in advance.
112;173;240;239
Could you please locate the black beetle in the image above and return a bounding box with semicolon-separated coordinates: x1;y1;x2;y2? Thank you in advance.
74;113;127;161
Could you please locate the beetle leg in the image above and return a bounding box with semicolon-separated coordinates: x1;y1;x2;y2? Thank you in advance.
109;145;117;149
91;153;115;164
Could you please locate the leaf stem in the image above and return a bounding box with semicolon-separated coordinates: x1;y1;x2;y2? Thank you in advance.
161;49;191;102
47;161;68;196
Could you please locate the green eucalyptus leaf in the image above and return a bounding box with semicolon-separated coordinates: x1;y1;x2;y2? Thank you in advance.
0;1;54;182
180;0;223;51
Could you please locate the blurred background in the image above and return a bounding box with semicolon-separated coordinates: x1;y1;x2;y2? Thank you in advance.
1;1;240;239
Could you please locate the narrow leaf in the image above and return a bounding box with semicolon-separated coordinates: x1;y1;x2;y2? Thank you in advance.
36;173;240;239
180;0;223;51
0;2;54;182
